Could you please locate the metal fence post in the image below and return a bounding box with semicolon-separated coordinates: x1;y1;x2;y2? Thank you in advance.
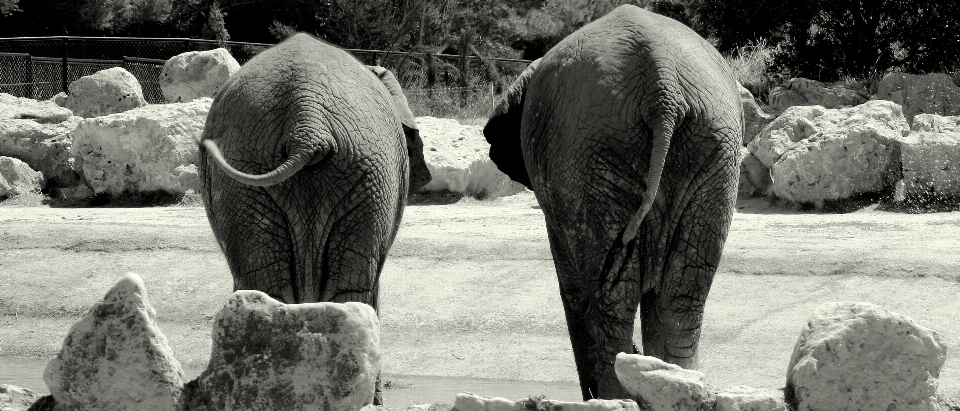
27;55;34;99
61;36;68;93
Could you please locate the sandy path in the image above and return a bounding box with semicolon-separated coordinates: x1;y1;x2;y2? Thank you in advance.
1;192;958;399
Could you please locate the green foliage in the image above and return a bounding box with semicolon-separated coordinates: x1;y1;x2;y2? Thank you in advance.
693;0;960;81
0;0;19;17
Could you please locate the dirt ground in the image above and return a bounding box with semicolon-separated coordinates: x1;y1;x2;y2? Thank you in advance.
1;191;958;402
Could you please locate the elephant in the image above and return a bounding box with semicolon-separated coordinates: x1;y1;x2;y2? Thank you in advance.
483;5;743;400
197;33;431;404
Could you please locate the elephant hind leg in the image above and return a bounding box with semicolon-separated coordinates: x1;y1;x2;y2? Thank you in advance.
549;226;639;401
640;185;733;368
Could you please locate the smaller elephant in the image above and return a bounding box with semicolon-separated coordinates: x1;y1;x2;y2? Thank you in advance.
484;5;742;400
198;33;430;405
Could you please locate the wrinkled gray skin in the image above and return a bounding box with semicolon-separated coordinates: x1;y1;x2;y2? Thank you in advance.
198;33;431;405
484;6;742;400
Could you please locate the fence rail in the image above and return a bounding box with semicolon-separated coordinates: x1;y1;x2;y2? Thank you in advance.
0;36;533;105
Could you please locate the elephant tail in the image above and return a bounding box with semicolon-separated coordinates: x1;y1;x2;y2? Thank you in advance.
201;138;323;187
621;115;677;246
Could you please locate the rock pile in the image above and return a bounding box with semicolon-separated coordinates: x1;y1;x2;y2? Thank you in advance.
29;273;381;411
0;156;43;196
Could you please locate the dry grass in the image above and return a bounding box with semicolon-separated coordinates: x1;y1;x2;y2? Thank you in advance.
724;39;783;104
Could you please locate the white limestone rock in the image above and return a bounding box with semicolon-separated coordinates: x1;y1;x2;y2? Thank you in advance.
195;291;381;411
160;48;240;103
713;386;786;411
739;84;775;145
65;67;147;118
0;384;44;411
614;353;706;411
785;302;947;411
47;92;68;108
872;72;960;122
901;115;960;202
71;98;210;195
0;93;73;123
0;116;84;193
0;156;43;197
43;272;186;411
452;393;639;411
768;78;868;113
748;100;910;205
417;116;526;199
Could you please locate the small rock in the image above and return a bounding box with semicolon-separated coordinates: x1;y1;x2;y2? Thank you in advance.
160;48;240;103
0;384;44;411
785;302;947;411
64;67;147;118
0;156;43;197
614;353;706;411
713;386;785;411
194;291;381;411
454;393;521;411
43;272;186;411
47;92;68;108
0;93;73;123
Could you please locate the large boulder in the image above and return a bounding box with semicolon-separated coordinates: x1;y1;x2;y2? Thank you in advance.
748;100;909;205
768;78;868;113
192;291;381;411
614;353;706;411
740;84;775;145
417;116;526;198
71;98;210;196
160;48;240;103
0;156;43;197
452;393;639;411
64;67;147;118
872;72;960;122
0;116;84;191
0;93;73;123
900;114;960;202
43;272;186;411
785;302;947;411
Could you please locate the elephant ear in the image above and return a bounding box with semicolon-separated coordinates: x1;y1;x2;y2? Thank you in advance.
369;66;432;193
483;59;541;190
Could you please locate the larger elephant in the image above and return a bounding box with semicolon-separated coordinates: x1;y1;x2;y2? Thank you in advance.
198;33;431;404
483;5;743;400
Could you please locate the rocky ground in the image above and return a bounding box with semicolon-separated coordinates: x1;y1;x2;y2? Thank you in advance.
0;192;958;409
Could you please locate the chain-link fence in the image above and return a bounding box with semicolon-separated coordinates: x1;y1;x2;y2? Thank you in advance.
0;36;532;109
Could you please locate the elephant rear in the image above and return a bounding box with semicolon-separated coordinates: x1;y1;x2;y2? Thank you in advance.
484;5;743;401
198;34;411;307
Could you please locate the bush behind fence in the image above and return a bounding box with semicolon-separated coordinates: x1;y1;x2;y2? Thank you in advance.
0;36;531;118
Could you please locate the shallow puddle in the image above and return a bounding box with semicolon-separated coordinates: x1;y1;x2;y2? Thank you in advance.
0;357;582;408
